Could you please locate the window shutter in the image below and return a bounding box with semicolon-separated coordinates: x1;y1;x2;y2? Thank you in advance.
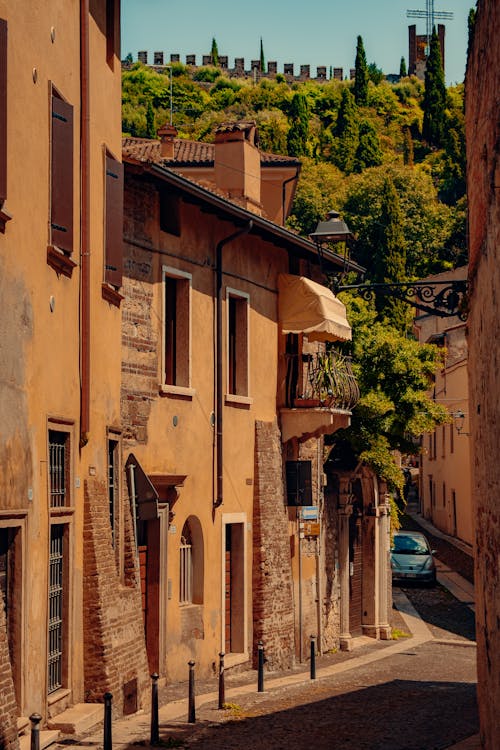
0;19;7;204
105;154;123;288
51;95;74;253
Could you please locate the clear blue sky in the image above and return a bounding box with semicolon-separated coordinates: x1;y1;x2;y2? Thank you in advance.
121;0;473;86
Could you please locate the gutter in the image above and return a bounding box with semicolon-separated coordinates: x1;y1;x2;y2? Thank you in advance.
143;162;364;275
214;221;253;509
80;0;90;447
281;166;300;225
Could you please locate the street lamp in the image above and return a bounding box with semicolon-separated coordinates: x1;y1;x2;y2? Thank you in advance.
452;410;470;435
311;210;468;320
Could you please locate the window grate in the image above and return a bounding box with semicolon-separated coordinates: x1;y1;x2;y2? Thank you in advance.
49;431;67;507
48;524;64;693
108;440;118;545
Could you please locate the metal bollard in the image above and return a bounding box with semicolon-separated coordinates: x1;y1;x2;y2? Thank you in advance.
310;635;316;680
218;652;225;709
257;640;264;692
103;692;113;750
150;672;159;744
29;713;42;750
188;660;196;723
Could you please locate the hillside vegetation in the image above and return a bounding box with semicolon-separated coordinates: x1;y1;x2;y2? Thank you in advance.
122;49;464;498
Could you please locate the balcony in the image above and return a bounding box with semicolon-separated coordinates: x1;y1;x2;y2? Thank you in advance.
281;350;360;443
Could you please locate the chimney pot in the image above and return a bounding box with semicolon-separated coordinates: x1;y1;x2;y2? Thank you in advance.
157;124;178;158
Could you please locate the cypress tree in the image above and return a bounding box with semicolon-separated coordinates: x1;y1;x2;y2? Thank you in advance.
286;92;309;156
373;178;408;331
354;119;382;171
353;35;369;106
210;37;219;67
402;126;414;167
399;57;407;77
332;87;359;173
260;38;265;73
422;27;447;147
146;100;155;139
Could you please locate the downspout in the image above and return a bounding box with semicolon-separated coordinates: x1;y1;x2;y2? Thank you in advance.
79;0;90;447
281;168;300;225
214;221;253;509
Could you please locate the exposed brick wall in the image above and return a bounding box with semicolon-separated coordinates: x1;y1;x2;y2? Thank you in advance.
0;604;18;750
83;478;150;716
322;483;341;649
253;420;295;670
465;2;500;746
122;175;158;448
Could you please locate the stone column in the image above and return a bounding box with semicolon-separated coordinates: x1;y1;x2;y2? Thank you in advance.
338;478;353;651
377;489;392;640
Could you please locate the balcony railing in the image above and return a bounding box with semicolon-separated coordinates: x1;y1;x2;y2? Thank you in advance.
285;350;360;411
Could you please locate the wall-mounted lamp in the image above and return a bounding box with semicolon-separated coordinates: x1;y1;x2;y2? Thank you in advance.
452;410;470;436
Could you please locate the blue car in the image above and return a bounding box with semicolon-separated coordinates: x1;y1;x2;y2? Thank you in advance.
391;530;437;585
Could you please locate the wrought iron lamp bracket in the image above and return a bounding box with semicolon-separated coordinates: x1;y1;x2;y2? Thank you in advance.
332;279;468;320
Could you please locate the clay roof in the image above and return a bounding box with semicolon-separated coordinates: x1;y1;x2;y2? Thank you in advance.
122;137;300;168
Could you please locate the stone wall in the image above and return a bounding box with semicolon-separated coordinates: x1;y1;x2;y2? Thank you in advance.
83;478;150;716
465;2;500;747
0;606;18;750
253;420;295;670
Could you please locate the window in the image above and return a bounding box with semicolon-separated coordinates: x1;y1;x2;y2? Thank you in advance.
104;151;123;289
106;0;119;66
179;523;193;605
49;430;70;508
48;524;65;693
179;517;203;606
286;461;313;506
159;188;180;236
227;290;249;397
442;482;446;508
108;438;119;546
162;267;191;388
50;90;74;255
0;17;8;233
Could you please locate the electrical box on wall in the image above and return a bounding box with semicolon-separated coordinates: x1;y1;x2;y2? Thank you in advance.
286;460;313;506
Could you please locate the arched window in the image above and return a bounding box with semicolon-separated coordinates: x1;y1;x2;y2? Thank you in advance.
179;522;193;604
179;517;204;605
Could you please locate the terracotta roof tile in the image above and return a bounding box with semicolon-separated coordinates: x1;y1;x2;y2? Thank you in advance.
122;137;300;168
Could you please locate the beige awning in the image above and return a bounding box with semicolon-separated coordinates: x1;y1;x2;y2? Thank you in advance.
278;274;351;342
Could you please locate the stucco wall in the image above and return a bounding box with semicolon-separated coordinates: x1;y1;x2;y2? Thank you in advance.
465;1;500;747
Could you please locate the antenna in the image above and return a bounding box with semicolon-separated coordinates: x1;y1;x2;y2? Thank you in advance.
407;0;453;48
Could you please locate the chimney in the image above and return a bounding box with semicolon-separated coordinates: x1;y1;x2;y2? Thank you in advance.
157;123;177;159
214;122;262;215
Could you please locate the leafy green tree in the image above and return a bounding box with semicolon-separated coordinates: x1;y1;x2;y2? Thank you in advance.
399;57;407;77
210;37;219;67
339;164;454;278
354;36;369;106
260;38;265;72
330;295;449;496
422;27;447;147
286;92;309;156
286;158;345;236
367;62;384;85
124;52;133;64
354;119;382;172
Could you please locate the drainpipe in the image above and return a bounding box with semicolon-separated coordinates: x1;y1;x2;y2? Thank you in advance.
213;221;253;509
79;0;90;447
281;169;299;226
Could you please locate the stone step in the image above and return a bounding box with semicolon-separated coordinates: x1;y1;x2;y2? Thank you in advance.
20;730;60;750
47;703;104;735
17;716;30;736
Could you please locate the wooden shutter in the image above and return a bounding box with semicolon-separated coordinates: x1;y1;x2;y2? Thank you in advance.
51;95;74;253
0;19;7;204
104;154;123;288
